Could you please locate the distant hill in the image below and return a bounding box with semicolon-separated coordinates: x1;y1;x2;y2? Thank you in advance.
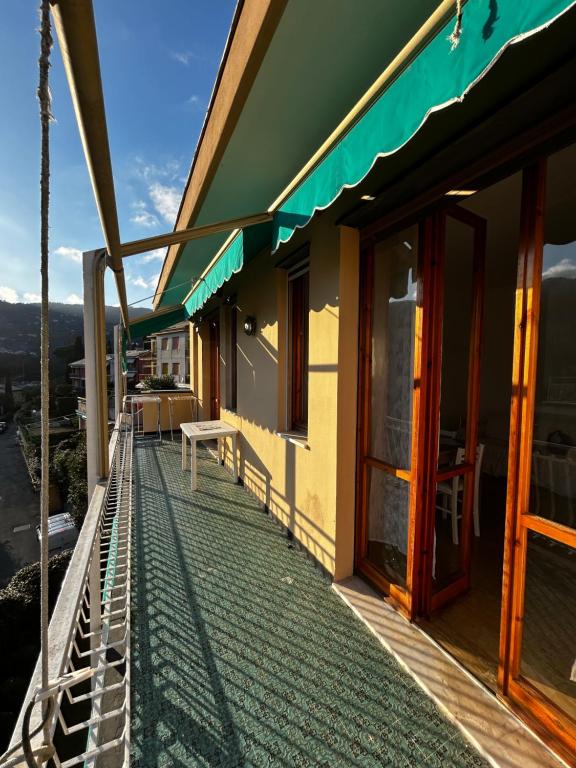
0;301;150;380
0;301;150;356
538;277;576;390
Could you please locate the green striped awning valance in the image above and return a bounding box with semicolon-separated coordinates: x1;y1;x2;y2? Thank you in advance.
184;221;273;317
128;304;188;339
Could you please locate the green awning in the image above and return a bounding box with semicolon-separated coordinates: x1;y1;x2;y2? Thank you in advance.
128;304;188;339
184;221;273;317
122;304;189;372
272;0;576;251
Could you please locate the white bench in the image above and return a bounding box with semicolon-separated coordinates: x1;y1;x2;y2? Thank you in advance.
180;420;239;491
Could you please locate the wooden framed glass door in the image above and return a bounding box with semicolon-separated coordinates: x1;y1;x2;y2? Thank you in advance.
423;208;487;613
356;222;430;617
500;153;576;762
356;137;576;763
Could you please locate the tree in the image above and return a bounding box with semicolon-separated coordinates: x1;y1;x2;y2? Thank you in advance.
73;335;83;360
1;374;15;421
51;432;88;527
52;335;84;382
54;382;78;417
0;551;72;752
143;374;177;390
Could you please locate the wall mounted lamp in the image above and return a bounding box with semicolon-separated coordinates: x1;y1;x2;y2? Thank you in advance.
243;316;257;336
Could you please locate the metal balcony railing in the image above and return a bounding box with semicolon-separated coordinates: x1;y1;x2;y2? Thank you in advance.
1;414;133;768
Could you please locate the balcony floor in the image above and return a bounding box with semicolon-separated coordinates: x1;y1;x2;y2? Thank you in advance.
131;439;488;767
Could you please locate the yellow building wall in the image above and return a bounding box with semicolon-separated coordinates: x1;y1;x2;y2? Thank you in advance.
191;218;360;579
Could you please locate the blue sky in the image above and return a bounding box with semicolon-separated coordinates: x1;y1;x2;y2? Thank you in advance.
0;0;235;309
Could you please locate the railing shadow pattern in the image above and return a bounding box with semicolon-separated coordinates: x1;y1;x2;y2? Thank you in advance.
131;440;489;768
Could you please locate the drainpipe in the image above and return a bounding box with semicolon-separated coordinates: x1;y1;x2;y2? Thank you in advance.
83;249;109;497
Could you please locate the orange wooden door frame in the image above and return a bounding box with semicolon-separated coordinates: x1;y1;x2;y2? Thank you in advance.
498;160;576;763
355;149;576;764
420;207;487;614
209;316;220;420
355;223;432;619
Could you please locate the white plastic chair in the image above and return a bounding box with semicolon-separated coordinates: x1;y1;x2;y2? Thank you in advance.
436;444;485;545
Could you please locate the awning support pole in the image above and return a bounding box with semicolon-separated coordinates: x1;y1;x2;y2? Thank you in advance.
121;211;273;259
50;0;130;327
83;249;109;496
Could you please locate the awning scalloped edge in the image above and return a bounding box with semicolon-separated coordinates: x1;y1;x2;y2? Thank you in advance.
271;0;576;253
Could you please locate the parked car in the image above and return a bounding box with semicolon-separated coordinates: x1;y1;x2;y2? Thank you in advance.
36;512;79;556
0;422;7;433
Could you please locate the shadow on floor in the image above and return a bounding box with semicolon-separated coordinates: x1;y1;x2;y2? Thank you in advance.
131;439;489;768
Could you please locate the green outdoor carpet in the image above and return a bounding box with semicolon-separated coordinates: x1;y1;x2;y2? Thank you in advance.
131;440;488;768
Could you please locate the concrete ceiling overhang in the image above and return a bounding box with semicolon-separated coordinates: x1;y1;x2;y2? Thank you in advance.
156;0;441;308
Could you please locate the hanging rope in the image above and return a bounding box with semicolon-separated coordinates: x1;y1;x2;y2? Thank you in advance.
38;0;53;751
448;0;463;50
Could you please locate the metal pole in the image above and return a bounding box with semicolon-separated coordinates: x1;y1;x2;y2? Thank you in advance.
83;249;109;497
50;0;130;327
38;0;53;753
114;324;122;419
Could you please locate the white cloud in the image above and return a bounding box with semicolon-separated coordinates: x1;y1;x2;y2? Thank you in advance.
132;157;181;183
23;292;41;303
125;158;184;236
0;286;19;303
65;293;83;305
129;200;159;229
132;276;149;289
543;257;576;280
140;249;165;263
130;211;159;228
149;183;180;225
171;51;198;66
54;246;82;263
131;273;160;291
187;95;203;110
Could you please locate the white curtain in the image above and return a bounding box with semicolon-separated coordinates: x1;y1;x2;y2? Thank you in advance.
368;232;417;557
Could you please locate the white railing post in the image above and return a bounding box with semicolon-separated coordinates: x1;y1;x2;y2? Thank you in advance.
83;249;109;497
89;528;102;666
5;416;132;767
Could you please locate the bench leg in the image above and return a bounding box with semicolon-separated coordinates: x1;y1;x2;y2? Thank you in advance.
181;432;188;471
232;434;238;483
191;439;198;491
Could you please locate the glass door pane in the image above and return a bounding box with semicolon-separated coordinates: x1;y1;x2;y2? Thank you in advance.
366;469;410;588
520;531;576;721
432;210;485;604
528;154;576;529
369;233;417;471
356;225;419;607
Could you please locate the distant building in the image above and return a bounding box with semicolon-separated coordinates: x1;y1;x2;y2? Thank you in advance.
69;349;150;394
69;355;111;395
125;348;153;389
149;322;189;382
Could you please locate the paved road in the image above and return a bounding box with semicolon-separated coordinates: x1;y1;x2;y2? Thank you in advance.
0;423;40;587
